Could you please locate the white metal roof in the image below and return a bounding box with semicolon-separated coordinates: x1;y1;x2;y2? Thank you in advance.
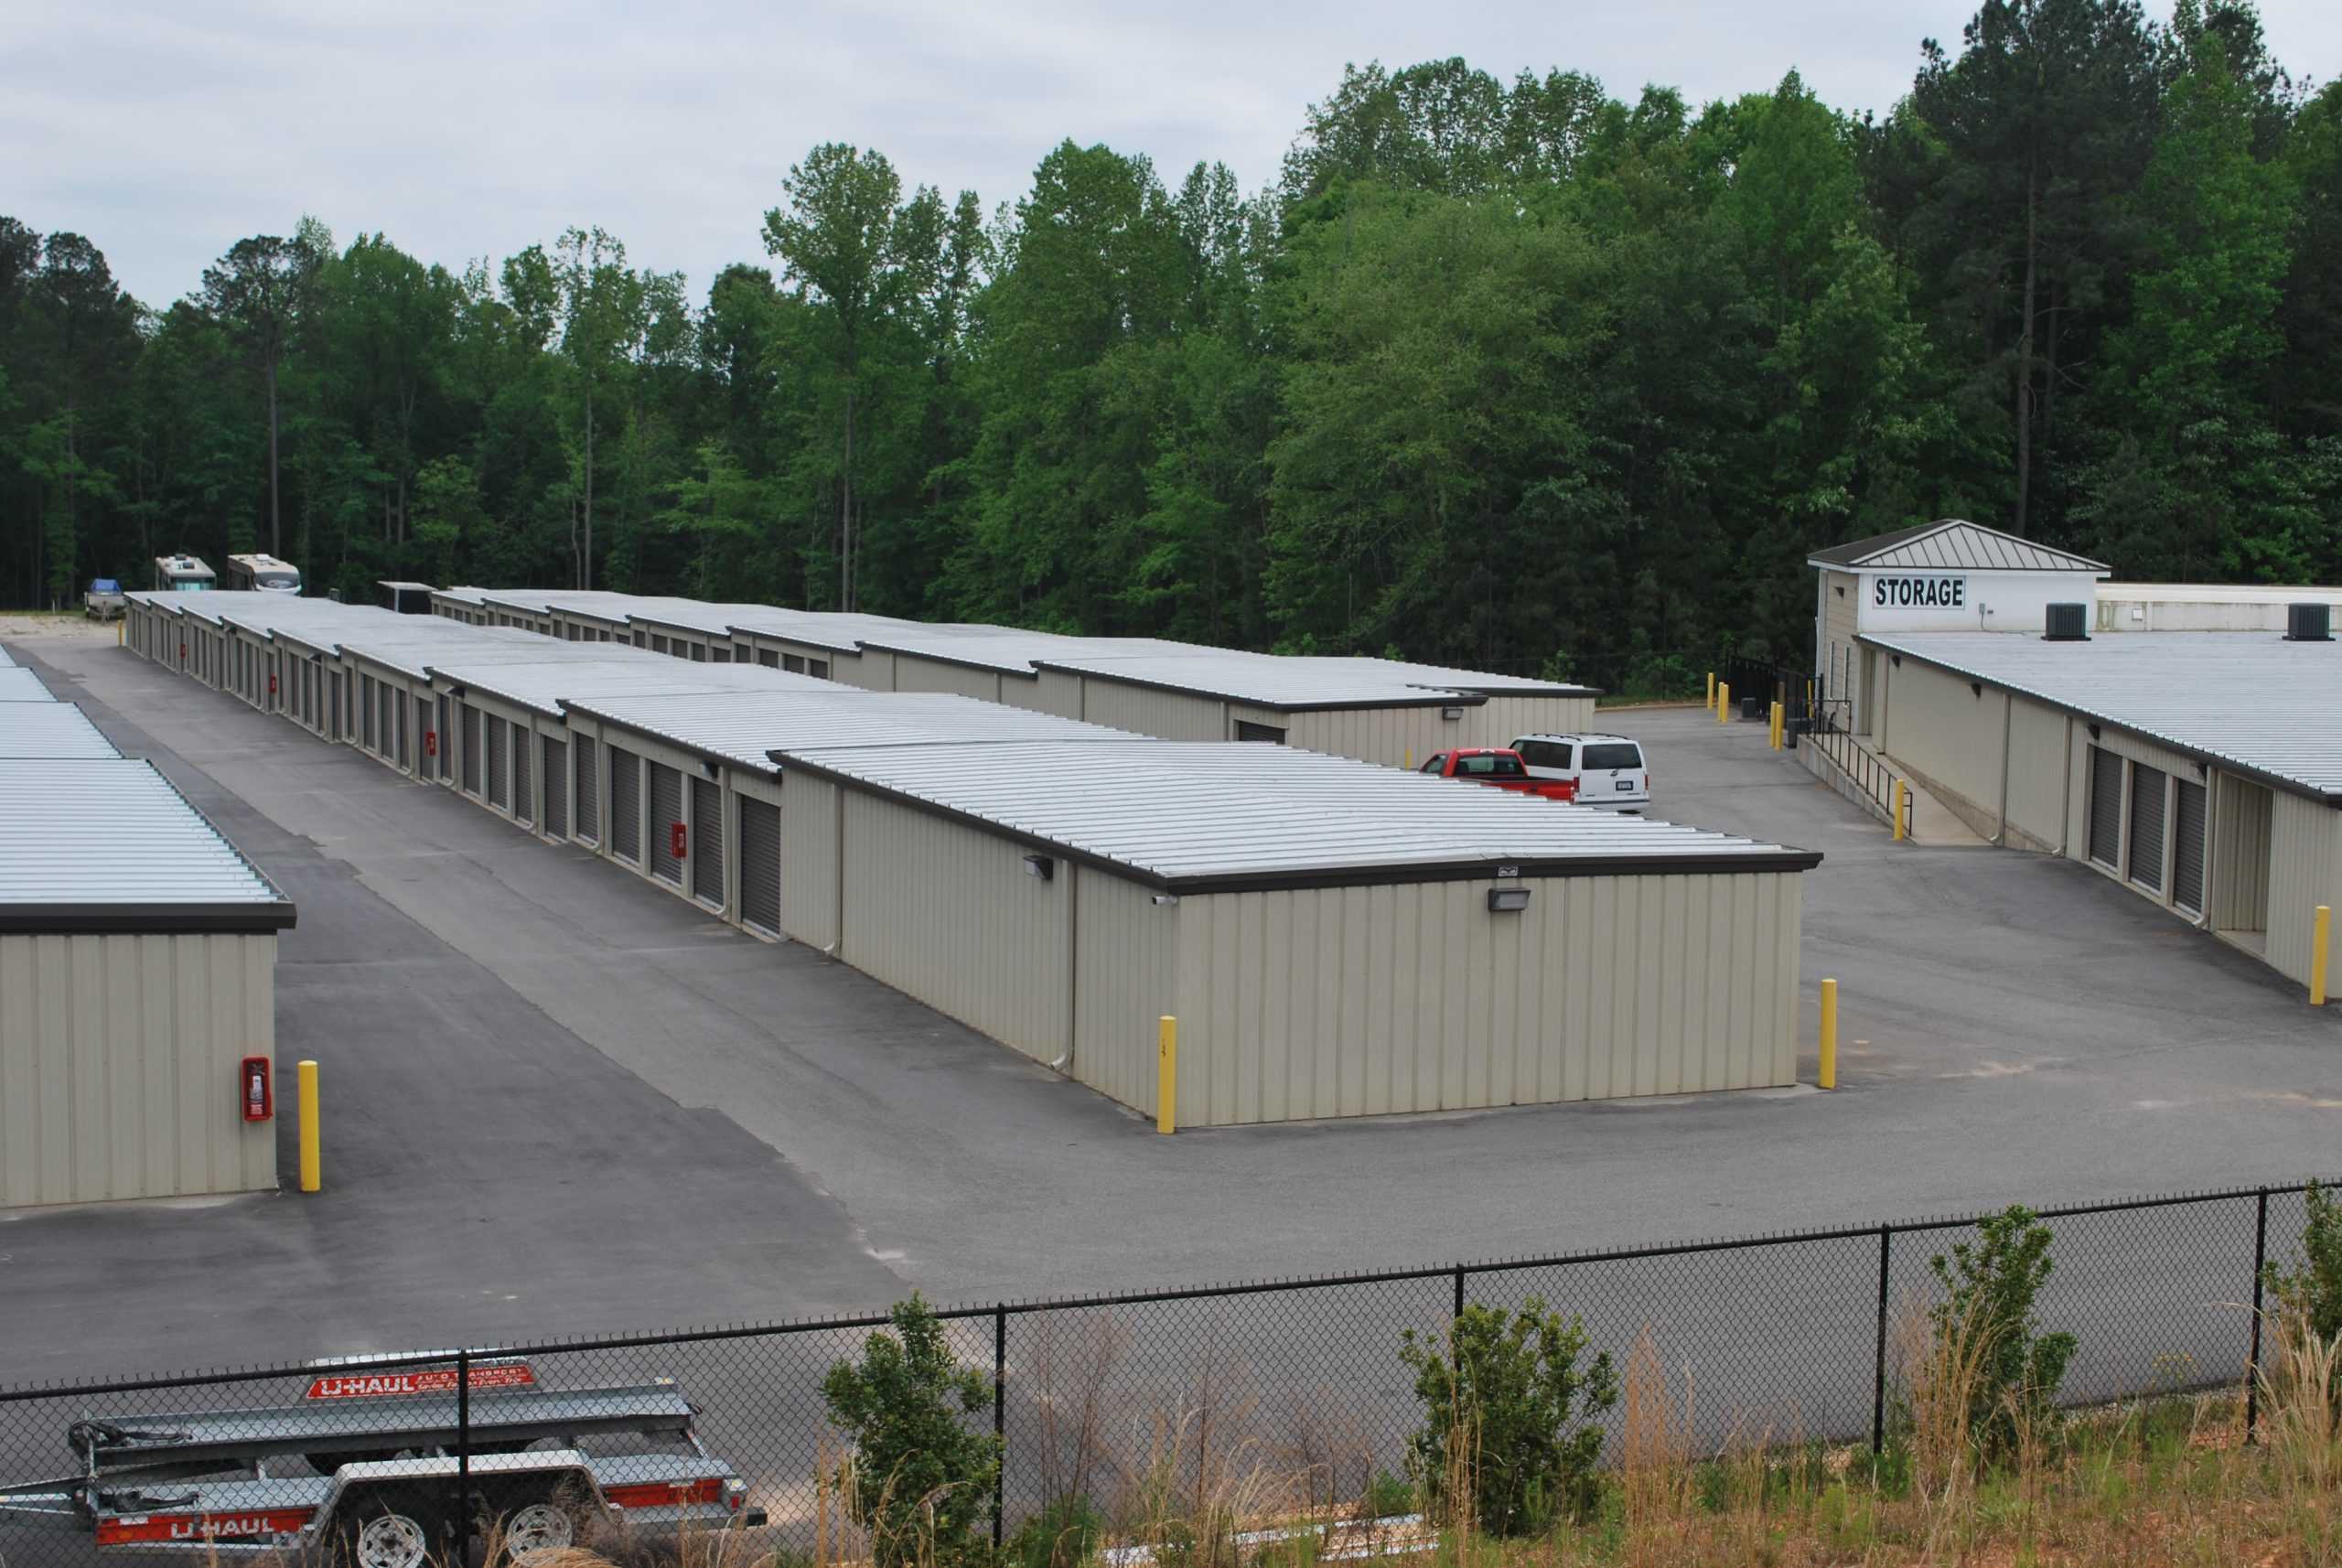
0;758;295;932
0;644;14;667
773;740;1821;892
1809;520;2109;574
2097;581;2342;606
435;658;837;720
0;668;59;702
1029;651;1590;710
1860;630;2342;801
0;702;122;758
566;689;1146;772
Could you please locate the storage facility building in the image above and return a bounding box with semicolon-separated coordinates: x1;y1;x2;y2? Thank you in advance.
118;591;1825;1126
0;679;295;1209
1858;628;2342;990
774;741;1819;1124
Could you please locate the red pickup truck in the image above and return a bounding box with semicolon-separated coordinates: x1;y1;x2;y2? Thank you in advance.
1419;748;1578;801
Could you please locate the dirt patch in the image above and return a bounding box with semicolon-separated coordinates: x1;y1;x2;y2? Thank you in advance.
0;612;123;643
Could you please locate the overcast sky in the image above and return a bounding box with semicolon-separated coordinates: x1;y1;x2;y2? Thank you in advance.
6;0;2336;308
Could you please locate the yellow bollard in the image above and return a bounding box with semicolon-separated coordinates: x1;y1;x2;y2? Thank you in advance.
297;1059;321;1192
1404;748;1412;770
1706;671;1715;709
1769;701;1783;749
1819;980;1839;1090
2315;906;2331;1007
1156;1016;1177;1135
1893;779;1907;842
1716;682;1730;723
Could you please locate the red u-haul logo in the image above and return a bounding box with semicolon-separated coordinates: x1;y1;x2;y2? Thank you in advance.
98;1509;316;1545
305;1359;534;1401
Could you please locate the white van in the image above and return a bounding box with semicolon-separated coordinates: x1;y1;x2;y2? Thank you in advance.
1509;733;1650;811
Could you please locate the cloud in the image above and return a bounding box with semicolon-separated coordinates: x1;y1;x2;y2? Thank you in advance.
6;0;2337;307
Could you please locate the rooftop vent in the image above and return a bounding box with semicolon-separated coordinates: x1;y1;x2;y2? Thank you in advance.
2284;602;2333;642
2043;602;2090;641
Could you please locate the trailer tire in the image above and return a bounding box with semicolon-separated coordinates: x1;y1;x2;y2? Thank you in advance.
342;1502;432;1568
501;1500;576;1559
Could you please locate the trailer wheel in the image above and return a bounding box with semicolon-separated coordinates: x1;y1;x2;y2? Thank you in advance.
502;1501;576;1558
345;1505;431;1568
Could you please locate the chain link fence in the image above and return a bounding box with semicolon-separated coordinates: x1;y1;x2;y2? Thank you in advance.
0;1179;2325;1568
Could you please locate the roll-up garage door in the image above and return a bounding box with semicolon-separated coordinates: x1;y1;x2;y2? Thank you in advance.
2128;762;2166;892
487;715;510;809
462;703;482;795
650;762;684;885
543;736;568;839
331;672;345;740
2173;779;2207;913
2087;746;2122;868
514;725;534;824
739;798;780;935
609;745;640;862
692;777;723;904
575;735;599;843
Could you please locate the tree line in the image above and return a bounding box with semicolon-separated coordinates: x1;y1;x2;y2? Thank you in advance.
4;0;2336;688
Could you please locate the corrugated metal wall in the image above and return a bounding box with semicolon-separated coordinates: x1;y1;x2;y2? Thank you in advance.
1284;706;1461;768
2264;791;2339;986
1472;695;1600;749
779;771;842;951
835;791;1072;1061
1875;658;2004;829
1069;870;1179;1114
2212;779;2273;935
892;656;1004;703
2003;697;2069;851
1;932;277;1208
1077;681;1227;742
1166;871;1802;1125
1027;671;1085;718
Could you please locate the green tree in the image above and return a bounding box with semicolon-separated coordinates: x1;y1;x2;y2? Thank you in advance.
821;1294;1000;1568
199;231;321;554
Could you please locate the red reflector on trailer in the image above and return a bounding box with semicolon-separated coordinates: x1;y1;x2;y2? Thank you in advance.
604;1478;725;1509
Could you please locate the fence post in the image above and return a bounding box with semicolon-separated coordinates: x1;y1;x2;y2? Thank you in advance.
1453;1264;1466;1323
993;1304;1007;1548
2246;1189;2269;1444
455;1346;472;1558
1871;1226;1891;1455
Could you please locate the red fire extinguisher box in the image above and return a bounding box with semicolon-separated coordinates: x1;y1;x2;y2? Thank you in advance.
241;1057;273;1122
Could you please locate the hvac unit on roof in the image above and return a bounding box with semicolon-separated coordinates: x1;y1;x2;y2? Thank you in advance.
2284;602;2333;642
2043;603;2090;641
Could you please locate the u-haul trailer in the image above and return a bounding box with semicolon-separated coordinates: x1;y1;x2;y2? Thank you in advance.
0;1358;762;1568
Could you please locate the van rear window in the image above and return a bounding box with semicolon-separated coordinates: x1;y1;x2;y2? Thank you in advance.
1515;741;1573;769
1582;743;1642;770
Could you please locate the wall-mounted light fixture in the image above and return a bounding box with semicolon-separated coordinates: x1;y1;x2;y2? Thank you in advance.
1151;893;1179;907
1441;705;1464;721
1834;585;1845;597
700;758;720;780
1488;886;1532;914
2088;723;2102;740
1023;854;1055;882
1890;655;1901;669
1970;681;1983;698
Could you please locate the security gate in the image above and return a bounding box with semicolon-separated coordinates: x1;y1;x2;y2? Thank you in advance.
692;777;723;906
739;797;780;935
650;763;684;886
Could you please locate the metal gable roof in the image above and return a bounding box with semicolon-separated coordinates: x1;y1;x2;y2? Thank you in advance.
1809;520;2109;574
0;758;295;932
435;658;837;721
0;668;59;702
0;702;122;758
566;689;1146;773
1861;630;2342;801
0;644;14;667
773;739;1821;892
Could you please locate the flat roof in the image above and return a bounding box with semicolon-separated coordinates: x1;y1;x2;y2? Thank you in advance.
1861;630;2342;802
1029;651;1593;711
0;702;122;758
773;740;1821;893
564;689;1145;774
0;644;15;667
1809;519;2109;574
0;668;59;702
0;758;296;933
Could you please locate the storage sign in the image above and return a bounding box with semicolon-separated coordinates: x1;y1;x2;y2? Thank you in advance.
1873;575;1966;608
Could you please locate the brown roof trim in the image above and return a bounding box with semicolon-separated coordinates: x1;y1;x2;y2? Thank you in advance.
0;902;297;935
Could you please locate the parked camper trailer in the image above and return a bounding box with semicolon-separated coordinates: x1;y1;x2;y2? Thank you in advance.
153;554;216;592
224;553;303;594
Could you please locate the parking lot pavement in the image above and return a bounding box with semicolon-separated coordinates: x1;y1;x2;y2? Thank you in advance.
5;648;2337;1387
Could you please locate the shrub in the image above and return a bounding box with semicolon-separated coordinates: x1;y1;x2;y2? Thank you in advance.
1005;1494;1101;1568
1360;1468;1414;1520
1927;1206;2077;1462
2264;1181;2342;1343
1399;1298;1617;1536
822;1294;1002;1568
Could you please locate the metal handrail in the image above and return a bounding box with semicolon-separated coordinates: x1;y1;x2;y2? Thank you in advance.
1805;709;1911;836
